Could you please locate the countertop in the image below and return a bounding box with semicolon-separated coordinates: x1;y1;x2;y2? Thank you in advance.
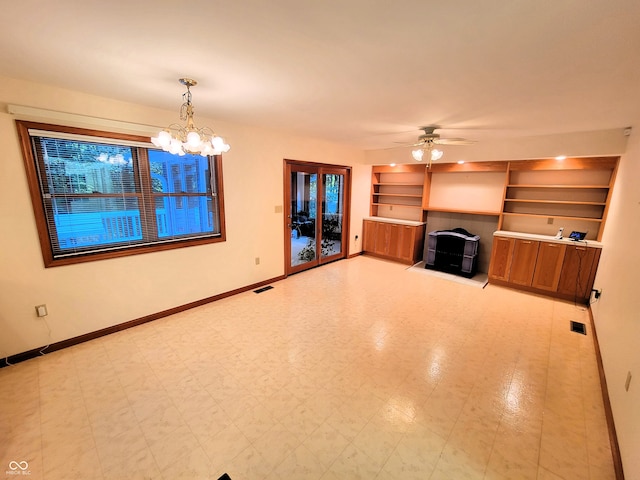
493;230;603;248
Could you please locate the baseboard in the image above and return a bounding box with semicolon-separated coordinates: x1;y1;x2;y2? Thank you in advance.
588;307;625;480
1;274;286;368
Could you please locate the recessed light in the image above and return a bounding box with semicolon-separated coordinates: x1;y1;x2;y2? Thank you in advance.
390;163;396;167
555;155;567;161
457;160;465;164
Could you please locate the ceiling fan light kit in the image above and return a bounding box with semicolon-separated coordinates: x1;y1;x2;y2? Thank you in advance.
406;126;471;166
412;146;443;163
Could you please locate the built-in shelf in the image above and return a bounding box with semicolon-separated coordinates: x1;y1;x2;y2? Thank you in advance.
504;199;606;206
506;184;610;189
374;183;424;187
425;207;501;216
370;165;427;222
373;193;423;198
502;212;604;222
499;157;619;241
372;203;422;208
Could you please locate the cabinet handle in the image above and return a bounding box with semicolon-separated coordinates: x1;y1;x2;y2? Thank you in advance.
546;244;558;247
576;247;587;251
521;241;532;244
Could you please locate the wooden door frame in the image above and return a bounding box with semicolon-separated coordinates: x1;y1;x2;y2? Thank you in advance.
284;159;351;276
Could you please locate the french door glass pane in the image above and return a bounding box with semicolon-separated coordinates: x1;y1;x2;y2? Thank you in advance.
321;173;344;258
290;171;317;267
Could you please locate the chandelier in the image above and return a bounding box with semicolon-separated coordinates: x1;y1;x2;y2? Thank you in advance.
411;141;443;167
151;78;230;157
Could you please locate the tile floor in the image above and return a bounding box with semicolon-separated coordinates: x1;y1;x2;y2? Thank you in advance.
0;256;615;479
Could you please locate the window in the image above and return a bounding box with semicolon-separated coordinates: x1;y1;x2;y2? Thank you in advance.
16;121;226;267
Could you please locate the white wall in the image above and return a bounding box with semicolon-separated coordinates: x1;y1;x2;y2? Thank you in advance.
591;127;640;478
0;76;369;359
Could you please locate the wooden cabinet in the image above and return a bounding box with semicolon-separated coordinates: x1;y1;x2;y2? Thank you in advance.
488;233;601;303
531;242;566;291
363;219;425;264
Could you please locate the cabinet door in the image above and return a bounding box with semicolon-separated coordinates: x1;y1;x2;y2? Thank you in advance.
557;246;600;300
388;223;403;258
374;222;390;255
396;225;415;262
363;220;377;253
488;236;515;281
531;242;566;291
509;239;540;286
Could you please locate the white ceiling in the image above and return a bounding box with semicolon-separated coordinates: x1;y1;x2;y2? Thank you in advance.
1;0;639;150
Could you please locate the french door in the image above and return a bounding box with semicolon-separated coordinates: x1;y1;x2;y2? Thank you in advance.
285;160;350;275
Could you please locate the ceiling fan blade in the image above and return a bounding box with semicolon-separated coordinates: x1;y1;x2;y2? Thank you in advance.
433;138;476;146
392;141;426;147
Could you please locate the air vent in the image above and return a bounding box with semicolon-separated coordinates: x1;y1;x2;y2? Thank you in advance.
570;321;586;335
253;285;273;294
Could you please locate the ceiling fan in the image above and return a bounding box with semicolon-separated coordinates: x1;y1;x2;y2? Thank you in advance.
404;126;475;165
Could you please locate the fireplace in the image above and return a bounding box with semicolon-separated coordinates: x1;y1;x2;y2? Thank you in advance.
425;228;480;278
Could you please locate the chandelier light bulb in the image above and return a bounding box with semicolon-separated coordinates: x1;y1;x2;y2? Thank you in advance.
212;136;230;153
412;149;424;161
186;131;201;148
154;130;172;148
431;149;443;161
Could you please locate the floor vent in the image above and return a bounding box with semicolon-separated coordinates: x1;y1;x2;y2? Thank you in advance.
570;321;587;335
254;285;274;294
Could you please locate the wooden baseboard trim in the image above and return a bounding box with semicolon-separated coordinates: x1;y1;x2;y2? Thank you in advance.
2;274;286;368
347;251;364;259
588;307;625;480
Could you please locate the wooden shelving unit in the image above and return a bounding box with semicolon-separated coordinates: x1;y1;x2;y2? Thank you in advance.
370;164;427;222
365;156;619;267
499;157;619;241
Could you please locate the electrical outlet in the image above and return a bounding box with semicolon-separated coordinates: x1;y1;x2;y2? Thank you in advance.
255;257;260;265
547;217;554;224
35;304;48;317
625;371;632;391
355;235;359;241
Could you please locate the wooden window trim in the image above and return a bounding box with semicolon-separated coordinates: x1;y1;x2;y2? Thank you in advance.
16;120;226;268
